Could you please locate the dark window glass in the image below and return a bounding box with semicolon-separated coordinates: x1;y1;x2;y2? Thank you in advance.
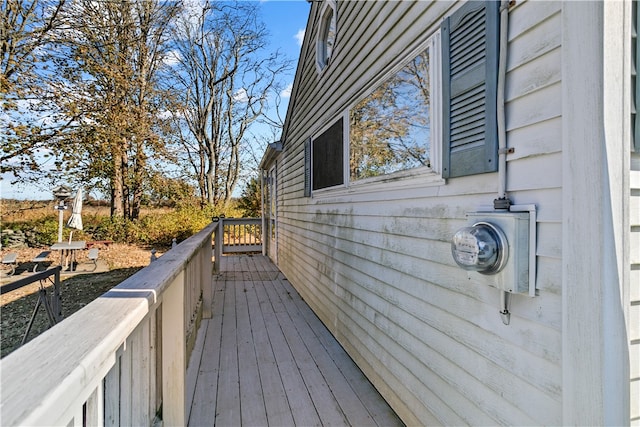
313;118;344;190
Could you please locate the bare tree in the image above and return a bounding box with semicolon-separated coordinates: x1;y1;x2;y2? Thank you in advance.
168;1;291;207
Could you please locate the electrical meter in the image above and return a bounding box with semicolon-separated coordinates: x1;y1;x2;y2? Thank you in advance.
451;211;532;295
451;222;509;274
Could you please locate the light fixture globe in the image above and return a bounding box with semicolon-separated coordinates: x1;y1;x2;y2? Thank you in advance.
451;221;509;275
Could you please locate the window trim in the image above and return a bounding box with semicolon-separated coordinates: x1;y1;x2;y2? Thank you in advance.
307;1;502;198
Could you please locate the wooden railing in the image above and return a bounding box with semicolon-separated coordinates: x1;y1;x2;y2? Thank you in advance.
0;223;214;426
213;217;263;271
0;266;63;347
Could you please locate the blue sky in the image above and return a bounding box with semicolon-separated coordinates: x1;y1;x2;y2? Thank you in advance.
0;1;310;201
261;0;309;58
258;0;309;95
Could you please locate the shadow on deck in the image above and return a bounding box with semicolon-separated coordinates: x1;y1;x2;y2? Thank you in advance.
187;255;403;426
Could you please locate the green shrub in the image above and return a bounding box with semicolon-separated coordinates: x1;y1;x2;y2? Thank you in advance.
2;200;249;249
82;205;218;247
30;218;62;245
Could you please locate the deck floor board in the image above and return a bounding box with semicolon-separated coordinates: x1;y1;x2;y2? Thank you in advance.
187;255;403;427
246;279;295;426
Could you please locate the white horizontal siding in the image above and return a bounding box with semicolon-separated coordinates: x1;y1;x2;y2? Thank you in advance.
276;0;563;425
507;3;561;71
631;153;640;425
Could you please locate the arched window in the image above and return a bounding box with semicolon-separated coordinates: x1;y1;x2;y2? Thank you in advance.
316;1;336;73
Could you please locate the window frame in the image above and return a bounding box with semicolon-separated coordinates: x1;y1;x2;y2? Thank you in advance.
345;30;443;188
309;116;348;194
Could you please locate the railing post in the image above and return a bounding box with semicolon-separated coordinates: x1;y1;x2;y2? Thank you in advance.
203;233;213;319
162;272;186;426
214;218;223;272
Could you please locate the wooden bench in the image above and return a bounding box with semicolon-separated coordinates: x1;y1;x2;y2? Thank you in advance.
86;241;113;249
87;248;99;271
2;252;18;276
31;251;51;272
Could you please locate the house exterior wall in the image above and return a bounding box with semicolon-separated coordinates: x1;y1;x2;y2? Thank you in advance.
274;1;633;424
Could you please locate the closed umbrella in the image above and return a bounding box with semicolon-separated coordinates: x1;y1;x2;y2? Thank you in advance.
58;188;84;271
67;188;83;242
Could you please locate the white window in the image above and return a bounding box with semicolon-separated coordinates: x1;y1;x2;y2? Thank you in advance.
348;31;441;183
316;1;337;73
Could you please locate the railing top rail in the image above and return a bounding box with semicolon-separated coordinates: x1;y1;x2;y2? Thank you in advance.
0;266;62;295
216;217;261;224
0;223;216;426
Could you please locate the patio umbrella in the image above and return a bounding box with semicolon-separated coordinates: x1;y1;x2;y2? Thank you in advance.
67;188;83;242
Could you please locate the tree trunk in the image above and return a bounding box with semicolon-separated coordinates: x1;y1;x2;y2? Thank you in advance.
112;148;125;218
130;139;146;219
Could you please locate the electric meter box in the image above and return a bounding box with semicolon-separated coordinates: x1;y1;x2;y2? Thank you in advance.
458;211;531;294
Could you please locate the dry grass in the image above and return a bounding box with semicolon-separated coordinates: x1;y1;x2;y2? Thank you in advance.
0;199;182;358
0;199;174;223
0;244;164;358
0;244;158;282
1;200;108;223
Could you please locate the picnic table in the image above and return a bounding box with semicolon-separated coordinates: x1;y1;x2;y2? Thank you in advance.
51;241;86;271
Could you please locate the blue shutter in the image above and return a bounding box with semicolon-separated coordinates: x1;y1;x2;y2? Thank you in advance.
441;1;500;178
304;137;311;197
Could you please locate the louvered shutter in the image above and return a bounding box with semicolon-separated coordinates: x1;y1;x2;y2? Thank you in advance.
441;1;500;178
304;137;312;197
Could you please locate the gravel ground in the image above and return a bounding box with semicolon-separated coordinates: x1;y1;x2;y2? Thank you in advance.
0;244;165;358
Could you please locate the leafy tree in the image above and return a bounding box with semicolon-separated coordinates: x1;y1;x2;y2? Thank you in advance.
2;0;183;218
146;173;196;208
237;175;260;217
2;0;288;220
53;0;181;219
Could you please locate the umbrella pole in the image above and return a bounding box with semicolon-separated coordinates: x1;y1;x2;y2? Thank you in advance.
58;207;63;243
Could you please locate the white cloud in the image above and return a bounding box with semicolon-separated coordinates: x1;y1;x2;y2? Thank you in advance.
294;28;305;47
280;82;293;99
157;110;174;120
233;88;249;103
163;49;182;66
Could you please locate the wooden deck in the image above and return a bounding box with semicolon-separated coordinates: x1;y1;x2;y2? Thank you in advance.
187;255;403;426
